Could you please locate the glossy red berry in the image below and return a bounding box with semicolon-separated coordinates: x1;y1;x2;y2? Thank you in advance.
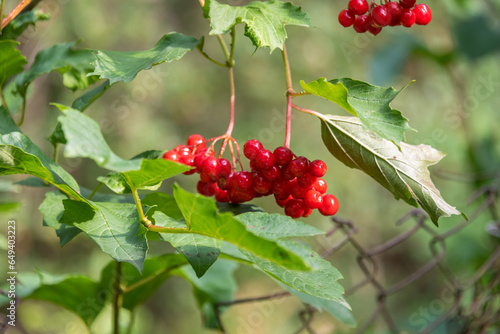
290;180;308;200
308;160;327;178
253;174;273;194
218;158;232;177
399;0;416;9
217;171;234;191
353;14;371;33
163;150;179;162
197;181;217;197
312;178;327;194
385;1;403;26
302;207;313;218
272;178;291;200
297;173;317;189
414;4;432;25
275;195;292;208
369;23;383;36
174;145;191;157
318;194;339;216
289;156;309;177
348;0;369;15
371;5;392;27
233;171;253;191
262;165;281;181
215;188;230;202
338;9;356;27
187;134;206;150
285;199;306;219
243;140;263;160
254;149;275;170
304;190;323;209
400;8;416;27
202;156;221;180
273;146;293;166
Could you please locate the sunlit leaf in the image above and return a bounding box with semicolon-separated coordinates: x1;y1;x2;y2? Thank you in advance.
0;40;27;87
204;0;312;52
319;114;462;225
301;78;413;144
89;32;200;84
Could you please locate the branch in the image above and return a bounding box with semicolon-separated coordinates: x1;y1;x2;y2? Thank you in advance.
1;0;33;30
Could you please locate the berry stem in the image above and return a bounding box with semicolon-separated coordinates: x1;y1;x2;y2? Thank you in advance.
292;103;324;118
281;44;293;149
112;261;123;334
196;43;227;67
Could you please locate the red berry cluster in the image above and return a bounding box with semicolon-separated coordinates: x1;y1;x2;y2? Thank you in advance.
163;136;339;219
338;0;432;35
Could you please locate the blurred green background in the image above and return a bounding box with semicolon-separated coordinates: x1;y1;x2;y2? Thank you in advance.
1;0;500;333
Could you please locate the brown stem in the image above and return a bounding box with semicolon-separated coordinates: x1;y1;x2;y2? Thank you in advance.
1;0;33;30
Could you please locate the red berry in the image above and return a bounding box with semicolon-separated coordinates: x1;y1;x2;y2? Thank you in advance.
318;194;339;216
186;134;206;150
194;150;213;173
304;190;323;209
254;149;275;170
276;195;292;208
262;165;280;181
312;178;327;194
273;146;293;166
400;8;416;27
180;154;196;175
414;4;432;25
302;207;313;218
243;140;263;160
200;172;213;183
215;188;230;202
290;179;308;199
228;187;255;203
163;150;179;162
353;14;371;33
174;145;191;157
308;160;327;178
217;171;234;191
285;199;306;219
280;164;295;180
289;156;309;177
338;9;356;27
253;174;273;194
369;23;383;36
202;156;221;180
197;181;217;197
371;5;392;27
218;158;232;178
272;178;291;200
385;1;403;26
399;0;416;9
297;173;317;189
233;171;253;191
348;0;369;15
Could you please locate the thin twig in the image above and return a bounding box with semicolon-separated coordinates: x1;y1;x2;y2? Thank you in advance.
113;261;123;334
1;0;33;30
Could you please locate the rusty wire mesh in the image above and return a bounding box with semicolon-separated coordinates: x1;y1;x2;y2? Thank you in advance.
215;175;500;334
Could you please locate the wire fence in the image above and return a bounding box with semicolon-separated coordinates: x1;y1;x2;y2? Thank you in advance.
215;176;500;334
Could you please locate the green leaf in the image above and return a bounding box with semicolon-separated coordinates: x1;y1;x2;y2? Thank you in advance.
0;40;27;87
48;80;112;147
320;115;462;225
0;10;50;41
143;192;183;220
39;191;81;246
26;274;104;327
236;212;324;239
89;32;200;84
301;78;413;144
99;254;188;310
155;211;221;278
204;0;312;52
241;240;347;308
0;133;82;200
180;259;238;328
56;105;141;172
59;200;148;272
157;185;309;271
281;284;357;327
15;41;98;96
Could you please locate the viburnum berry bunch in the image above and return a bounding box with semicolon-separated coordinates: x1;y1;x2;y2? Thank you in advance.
338;0;432;35
163;135;339;219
